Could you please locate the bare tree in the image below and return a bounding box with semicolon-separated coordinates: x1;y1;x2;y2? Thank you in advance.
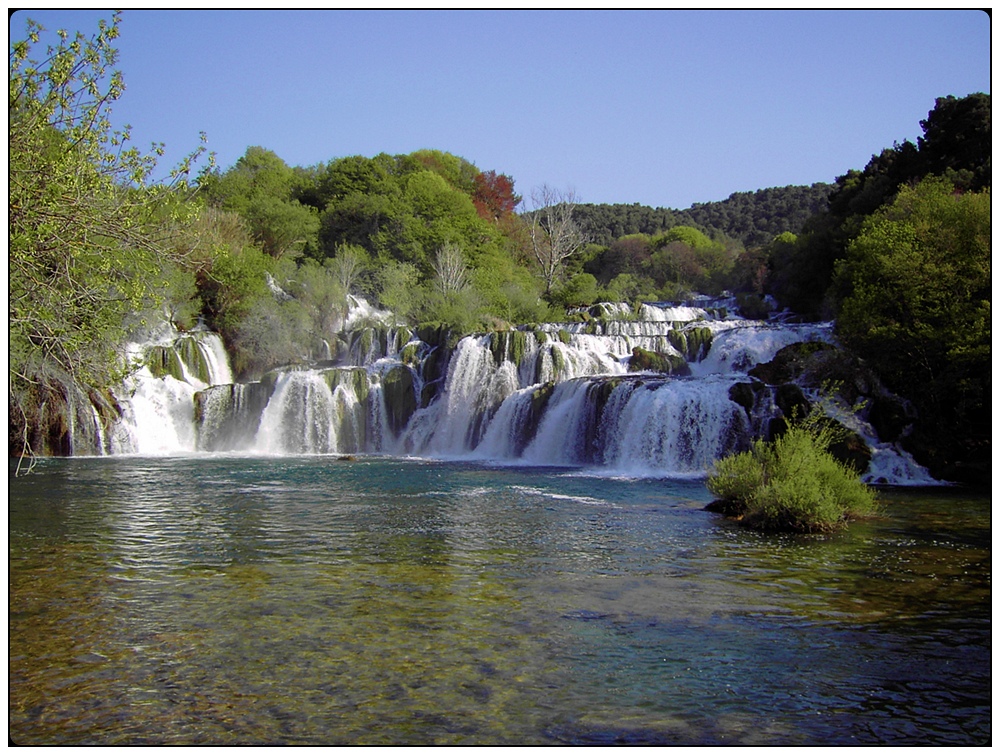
528;185;589;295
432;242;471;294
328;243;368;294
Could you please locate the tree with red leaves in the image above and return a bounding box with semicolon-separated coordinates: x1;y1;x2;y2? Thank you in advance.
472;170;521;223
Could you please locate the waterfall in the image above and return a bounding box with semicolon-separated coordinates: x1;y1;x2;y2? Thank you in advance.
250;369;370;455
96;297;941;484
597;376;751;476
111;327;237;454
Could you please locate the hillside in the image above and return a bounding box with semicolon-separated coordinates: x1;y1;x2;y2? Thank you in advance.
575;183;833;248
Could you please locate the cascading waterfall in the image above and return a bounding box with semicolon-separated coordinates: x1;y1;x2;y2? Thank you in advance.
112;327;234;454
99;297;938;484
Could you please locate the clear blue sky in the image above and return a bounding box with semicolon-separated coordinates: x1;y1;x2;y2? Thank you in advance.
11;9;991;209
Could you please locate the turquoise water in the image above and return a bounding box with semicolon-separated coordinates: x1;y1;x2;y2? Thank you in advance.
9;456;991;745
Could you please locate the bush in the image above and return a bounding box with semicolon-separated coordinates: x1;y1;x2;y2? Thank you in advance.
707;421;877;533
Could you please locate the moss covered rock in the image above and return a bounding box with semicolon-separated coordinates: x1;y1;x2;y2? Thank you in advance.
667;326;713;362
748;341;833;385
629;347;690;376
381;365;417;436
144;344;186;381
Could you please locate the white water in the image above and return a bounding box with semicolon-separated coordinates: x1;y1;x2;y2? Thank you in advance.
112;328;236;454
103;299;939;484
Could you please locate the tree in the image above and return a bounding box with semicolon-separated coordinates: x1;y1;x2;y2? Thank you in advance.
586;233;651;285
431;242;471;294
376;261;421;319
9;12;209;464
200;147;320;259
552;273;600;308
834;176;990;481
243;195;320;259
917;93;991;190
527;185;589;295
472;170;521;223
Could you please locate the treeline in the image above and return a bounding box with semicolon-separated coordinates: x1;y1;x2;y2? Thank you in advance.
575;183;832;248
8;14;990;482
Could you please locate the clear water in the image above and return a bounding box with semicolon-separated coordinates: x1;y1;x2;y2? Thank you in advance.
9;456;990;745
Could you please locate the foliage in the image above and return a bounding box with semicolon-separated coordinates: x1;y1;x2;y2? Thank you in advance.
550;273;600;308
472;170;521;222
767;93;990;318
9;12;209;463
684;184;833;249
196;147;545;336
573;183;831;249
199;146;320;259
917;93;991;191
707;407;878;533
375;260;421;321
834;176;990;481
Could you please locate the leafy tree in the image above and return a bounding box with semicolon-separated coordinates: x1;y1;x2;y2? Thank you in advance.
551;273;601;308
573;184;830;249
472;170;521;223
410;148;478;194
834;176;990;481
467;245;549;326
243;194;320;259
287;258;348;341
604;273;650;303
375;260;421;320
586;233;652;285
198;244;276;343
200;146;295;212
9;12;208;463
655;225;715;250
916;93;991;190
769;93;990;317
200;146;320;259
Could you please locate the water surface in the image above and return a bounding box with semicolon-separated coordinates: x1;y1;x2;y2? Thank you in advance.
9;456;990;745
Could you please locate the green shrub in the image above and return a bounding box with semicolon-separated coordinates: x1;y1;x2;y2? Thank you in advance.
707;421;877;533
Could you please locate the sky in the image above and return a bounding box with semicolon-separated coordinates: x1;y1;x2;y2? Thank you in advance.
10;9;991;209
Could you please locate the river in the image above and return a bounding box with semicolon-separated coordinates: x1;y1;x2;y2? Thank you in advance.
9;455;990;745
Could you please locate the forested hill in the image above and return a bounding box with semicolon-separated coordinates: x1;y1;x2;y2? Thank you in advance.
575;183;833;248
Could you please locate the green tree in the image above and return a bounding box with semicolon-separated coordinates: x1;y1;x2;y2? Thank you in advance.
769;94;990;317
9;12;208;463
244;194;320;259
376;260;421;320
917;93;991;190
551;273;600;308
834;176;990;481
200;146;320;259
